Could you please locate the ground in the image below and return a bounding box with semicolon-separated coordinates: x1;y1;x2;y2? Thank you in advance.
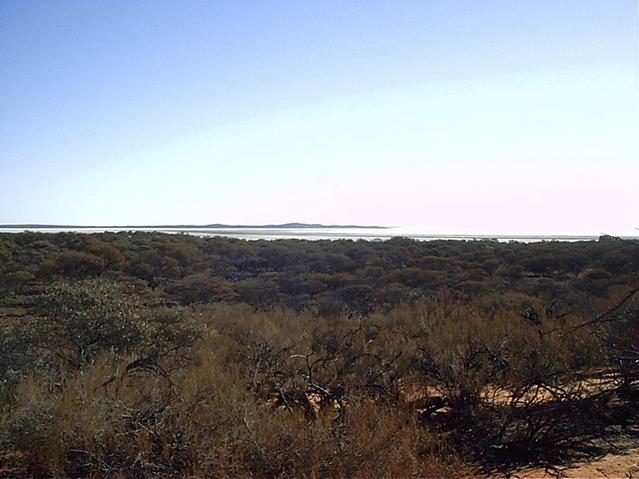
504;447;639;478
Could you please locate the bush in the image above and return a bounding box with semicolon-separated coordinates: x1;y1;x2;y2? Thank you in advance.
32;279;142;366
165;273;235;305
0;269;35;296
54;251;106;278
84;239;125;268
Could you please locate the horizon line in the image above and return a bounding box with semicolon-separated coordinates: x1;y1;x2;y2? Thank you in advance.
1;224;638;240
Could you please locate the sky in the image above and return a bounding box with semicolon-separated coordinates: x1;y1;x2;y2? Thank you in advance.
1;0;638;235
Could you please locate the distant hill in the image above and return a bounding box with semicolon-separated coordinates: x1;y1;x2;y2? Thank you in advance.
0;223;388;229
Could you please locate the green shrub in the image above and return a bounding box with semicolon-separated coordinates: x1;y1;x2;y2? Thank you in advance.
33;279;142;366
54;251;106;278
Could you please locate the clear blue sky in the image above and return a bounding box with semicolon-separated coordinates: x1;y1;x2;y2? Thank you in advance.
1;0;637;234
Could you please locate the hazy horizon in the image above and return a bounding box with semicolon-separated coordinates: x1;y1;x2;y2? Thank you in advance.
2;224;638;241
1;1;638;235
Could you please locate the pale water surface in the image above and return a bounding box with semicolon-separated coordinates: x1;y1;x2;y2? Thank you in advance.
2;227;638;242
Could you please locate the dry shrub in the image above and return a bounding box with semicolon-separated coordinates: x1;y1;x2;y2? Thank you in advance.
0;348;465;478
0;282;632;477
335;399;464;478
374;295;608;464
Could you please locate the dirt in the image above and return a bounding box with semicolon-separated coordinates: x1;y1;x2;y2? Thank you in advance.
499;447;639;478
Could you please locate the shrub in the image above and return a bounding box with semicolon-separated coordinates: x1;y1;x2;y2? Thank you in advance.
0;269;35;296
84;239;125;268
54;251;106;278
32;279;142;366
165;273;235;305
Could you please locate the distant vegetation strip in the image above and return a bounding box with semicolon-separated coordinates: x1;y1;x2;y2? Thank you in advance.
0;222;389;229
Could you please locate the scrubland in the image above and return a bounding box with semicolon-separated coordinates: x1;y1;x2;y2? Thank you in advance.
1;232;638;477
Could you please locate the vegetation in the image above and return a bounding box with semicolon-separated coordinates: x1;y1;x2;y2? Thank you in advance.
1;232;638;477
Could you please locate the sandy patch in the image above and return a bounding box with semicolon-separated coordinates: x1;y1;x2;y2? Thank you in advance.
490;447;639;478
